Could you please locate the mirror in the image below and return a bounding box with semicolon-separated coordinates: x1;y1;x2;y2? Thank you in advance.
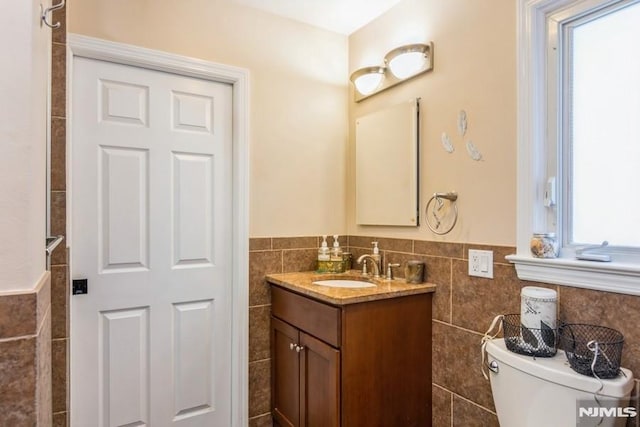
355;98;419;226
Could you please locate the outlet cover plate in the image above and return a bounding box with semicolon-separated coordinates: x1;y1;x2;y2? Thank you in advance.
468;249;493;278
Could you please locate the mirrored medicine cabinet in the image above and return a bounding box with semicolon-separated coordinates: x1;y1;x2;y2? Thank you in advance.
355;98;420;226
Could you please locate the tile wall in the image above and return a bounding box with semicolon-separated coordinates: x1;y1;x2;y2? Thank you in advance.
249;235;640;426
50;3;69;426
0;275;51;425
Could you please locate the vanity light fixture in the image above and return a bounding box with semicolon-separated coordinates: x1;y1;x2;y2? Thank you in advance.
350;42;433;102
350;66;386;96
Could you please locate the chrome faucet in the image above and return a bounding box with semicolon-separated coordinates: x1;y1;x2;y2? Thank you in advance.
357;254;381;278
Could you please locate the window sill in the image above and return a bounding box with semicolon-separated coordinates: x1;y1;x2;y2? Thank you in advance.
506;254;640;296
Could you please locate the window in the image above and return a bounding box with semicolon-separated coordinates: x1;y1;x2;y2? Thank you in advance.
561;0;640;249
509;0;640;296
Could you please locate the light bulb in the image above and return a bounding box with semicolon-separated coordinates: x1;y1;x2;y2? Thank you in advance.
388;51;427;79
350;66;385;96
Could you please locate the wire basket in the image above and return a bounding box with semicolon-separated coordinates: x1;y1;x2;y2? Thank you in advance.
502;314;557;357
560;324;624;379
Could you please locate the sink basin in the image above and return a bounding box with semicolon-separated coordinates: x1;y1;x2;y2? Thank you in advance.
312;279;376;289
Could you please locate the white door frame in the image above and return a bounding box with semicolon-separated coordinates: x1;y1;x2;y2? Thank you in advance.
67;34;249;427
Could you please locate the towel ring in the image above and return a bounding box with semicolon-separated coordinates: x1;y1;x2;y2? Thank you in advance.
425;192;458;235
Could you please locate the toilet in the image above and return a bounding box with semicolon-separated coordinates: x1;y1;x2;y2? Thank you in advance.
485;338;635;427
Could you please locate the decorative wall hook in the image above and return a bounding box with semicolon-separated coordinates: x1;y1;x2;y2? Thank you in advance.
41;0;65;29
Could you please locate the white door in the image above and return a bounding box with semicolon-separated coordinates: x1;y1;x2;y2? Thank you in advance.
70;57;233;427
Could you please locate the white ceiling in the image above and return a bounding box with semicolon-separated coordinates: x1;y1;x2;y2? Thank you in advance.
231;0;403;35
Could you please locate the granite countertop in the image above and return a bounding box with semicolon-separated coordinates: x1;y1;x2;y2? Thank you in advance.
265;270;436;305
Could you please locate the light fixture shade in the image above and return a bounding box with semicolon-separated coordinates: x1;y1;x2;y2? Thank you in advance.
350;66;385;95
385;43;430;79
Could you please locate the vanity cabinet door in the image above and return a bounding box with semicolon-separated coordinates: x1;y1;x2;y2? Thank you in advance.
299;332;340;427
272;317;300;427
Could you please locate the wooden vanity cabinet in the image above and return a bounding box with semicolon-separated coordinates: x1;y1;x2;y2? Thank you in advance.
270;285;432;427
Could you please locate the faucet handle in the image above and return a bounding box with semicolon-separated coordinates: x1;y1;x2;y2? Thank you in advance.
386;263;400;280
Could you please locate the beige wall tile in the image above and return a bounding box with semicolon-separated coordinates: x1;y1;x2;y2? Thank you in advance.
375;237;413;253
51;117;66;192
249;413;273;427
0;337;37;425
272;236;317;250
346;235;376;249
428;257;452;323
432;385;452;427
249;251;281;306
414;241;464;259
0;293;37;338
559;286;640;376
51;266;68;340
37;309;52;426
452;395;499;427
451;260;558;334
432;321;495;411
249;306;271;363
52;338;68;414
249;359;271;418
250;238;272;251
53;411;68;427
51;43;66;118
50;192;67;266
282;249;316;273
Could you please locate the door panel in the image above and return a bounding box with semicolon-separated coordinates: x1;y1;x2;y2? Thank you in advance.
100;307;150;427
300;332;340;427
71;57;232;426
99;146;149;272
271;317;300;427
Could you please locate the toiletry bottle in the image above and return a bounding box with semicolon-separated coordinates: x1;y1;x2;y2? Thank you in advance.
318;235;330;261
331;235;343;261
371;241;381;272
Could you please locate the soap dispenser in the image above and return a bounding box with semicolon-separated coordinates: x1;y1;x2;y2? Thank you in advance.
318;235;330;261
371;241;381;271
331;235;343;261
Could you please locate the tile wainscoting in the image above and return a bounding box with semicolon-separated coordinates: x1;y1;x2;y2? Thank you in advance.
249;236;640;426
0;274;51;425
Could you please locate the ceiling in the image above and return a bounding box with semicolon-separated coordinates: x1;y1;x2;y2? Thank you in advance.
231;0;403;35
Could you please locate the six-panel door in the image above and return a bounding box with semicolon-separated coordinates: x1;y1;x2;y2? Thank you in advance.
71;57;233;426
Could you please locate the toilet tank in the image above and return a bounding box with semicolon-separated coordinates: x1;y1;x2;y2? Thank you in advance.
485;338;634;427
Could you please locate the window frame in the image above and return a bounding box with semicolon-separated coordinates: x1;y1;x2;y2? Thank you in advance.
508;0;640;296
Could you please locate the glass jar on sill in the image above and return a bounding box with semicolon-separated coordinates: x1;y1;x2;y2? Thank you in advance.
530;233;559;258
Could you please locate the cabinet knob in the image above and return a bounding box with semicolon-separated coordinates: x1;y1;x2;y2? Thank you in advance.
295;345;305;353
289;343;296;351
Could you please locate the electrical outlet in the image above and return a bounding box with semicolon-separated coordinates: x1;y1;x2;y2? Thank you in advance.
468;249;493;278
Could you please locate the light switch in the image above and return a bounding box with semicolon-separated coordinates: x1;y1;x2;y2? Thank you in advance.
468;249;493;278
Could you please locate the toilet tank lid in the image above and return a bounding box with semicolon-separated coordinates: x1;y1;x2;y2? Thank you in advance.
485;338;634;398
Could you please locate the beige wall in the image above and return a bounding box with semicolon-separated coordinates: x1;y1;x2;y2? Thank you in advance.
69;0;349;237
0;0;49;292
69;0;517;243
348;0;517;246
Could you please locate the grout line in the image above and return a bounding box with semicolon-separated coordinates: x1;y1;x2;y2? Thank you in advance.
449;258;453;324
248;411;272;420
450;387;454;426
432;319;486;337
451;390;498;415
0;334;37;343
249;357;270;364
248;303;271;309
